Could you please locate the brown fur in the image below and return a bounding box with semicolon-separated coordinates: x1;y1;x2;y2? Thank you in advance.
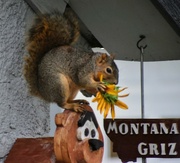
23;11;119;112
24;10;79;98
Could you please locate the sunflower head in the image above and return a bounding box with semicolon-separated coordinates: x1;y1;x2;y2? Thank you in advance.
92;75;129;119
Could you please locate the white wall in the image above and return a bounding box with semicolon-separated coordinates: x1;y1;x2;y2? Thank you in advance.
50;59;180;163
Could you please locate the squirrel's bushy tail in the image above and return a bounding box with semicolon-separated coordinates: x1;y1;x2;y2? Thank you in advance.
24;10;79;97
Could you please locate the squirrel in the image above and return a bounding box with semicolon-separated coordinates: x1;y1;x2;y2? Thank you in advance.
23;10;119;112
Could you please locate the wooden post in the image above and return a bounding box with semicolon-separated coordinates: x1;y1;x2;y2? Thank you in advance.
54;104;104;163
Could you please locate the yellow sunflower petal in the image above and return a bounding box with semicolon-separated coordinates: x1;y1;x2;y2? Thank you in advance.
104;102;111;118
106;84;116;89
100;98;106;114
111;104;115;120
96;92;102;98
92;97;98;102
97;97;104;111
100;74;103;82
118;87;128;93
118;93;129;98
106;89;118;96
92;92;101;102
115;100;128;109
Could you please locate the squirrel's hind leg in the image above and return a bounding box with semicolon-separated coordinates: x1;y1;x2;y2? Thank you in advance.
61;102;85;112
72;99;89;105
64;99;90;112
60;99;89;112
56;74;88;112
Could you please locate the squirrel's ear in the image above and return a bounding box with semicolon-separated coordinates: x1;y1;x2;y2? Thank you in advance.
110;53;115;59
96;53;108;65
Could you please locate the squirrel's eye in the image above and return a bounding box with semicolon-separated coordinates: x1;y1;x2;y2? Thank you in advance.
106;67;112;74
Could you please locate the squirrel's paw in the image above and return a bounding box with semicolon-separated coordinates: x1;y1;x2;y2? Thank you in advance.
73;99;89;112
97;83;106;93
63;100;89;112
73;99;89;105
73;104;85;112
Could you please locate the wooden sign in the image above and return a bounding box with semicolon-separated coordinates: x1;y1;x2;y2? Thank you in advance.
104;119;180;162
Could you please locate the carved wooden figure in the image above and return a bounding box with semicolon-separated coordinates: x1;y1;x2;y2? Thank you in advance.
54;104;104;163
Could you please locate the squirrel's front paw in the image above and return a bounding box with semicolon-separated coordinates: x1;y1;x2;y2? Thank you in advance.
97;83;106;93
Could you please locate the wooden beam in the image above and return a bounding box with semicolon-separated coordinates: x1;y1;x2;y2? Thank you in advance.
25;0;102;48
25;0;68;15
151;0;180;36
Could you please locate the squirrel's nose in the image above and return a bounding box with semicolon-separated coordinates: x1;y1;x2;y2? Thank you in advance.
114;79;118;85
